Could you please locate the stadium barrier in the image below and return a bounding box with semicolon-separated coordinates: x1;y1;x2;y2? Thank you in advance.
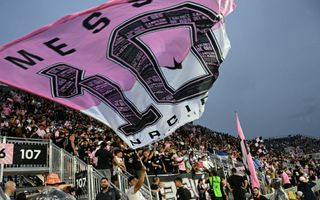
1;136;246;200
148;173;203;200
0;136;129;200
114;149;238;200
1;136;50;175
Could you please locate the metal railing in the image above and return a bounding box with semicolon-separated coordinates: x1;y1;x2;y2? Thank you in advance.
50;141;128;200
1;136;51;174
0;136;128;200
89;166;129;200
117;169;152;200
1;136;249;200
49;142;75;185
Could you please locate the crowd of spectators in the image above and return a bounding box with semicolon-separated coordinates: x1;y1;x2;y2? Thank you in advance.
0;86;241;176
246;135;320;199
1;86;320;199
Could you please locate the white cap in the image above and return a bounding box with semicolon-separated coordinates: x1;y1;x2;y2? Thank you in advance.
296;191;303;197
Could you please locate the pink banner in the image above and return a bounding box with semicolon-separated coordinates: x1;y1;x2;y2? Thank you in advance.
0;0;234;148
0;143;14;165
236;113;260;189
236;112;246;140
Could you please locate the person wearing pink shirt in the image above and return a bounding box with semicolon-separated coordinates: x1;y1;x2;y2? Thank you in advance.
280;169;291;189
175;152;187;174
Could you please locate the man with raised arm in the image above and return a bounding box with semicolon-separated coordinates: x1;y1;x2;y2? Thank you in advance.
126;166;147;200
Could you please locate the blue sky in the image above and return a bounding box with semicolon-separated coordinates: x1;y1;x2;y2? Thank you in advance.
1;0;320;139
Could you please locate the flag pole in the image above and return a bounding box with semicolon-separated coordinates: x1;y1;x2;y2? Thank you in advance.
135;149;153;199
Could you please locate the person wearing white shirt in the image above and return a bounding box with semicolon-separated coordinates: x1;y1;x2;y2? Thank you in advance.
126;166;147;200
4;181;16;200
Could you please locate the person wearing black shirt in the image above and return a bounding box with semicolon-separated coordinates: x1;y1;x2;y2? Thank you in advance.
123;149;140;176
95;177;120;200
151;176;164;200
175;177;191;200
297;176;317;200
150;153;165;175
96;142;113;180
162;151;173;173
197;178;207;200
252;187;268;200
292;166;303;186
227;168;248;200
141;149;154;174
78;140;90;163
16;192;27;200
65;129;76;155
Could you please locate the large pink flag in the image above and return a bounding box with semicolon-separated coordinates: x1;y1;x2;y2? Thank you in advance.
0;0;235;149
236;113;260;189
236;112;246;140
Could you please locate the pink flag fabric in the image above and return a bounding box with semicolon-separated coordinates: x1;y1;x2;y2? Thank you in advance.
0;0;235;149
236;113;260;189
236;112;246;140
0;144;14;164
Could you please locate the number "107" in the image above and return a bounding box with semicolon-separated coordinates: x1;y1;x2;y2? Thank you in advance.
20;149;41;160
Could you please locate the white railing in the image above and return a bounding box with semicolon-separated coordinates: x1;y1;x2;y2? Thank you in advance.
116;169;152;200
86;166;128;200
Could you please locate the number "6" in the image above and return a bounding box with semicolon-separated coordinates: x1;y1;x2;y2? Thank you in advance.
0;148;6;159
